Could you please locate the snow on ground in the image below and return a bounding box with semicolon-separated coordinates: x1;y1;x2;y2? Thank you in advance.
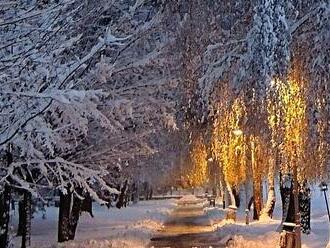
205;186;330;248
9;188;330;248
10;199;176;248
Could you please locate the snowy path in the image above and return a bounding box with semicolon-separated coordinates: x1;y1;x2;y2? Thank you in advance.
149;195;226;248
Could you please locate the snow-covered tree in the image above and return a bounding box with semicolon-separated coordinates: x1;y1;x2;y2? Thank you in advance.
0;0;177;245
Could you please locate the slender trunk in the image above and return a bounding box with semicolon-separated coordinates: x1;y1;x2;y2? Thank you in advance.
21;191;32;248
232;187;240;208
58;190;72;243
81;194;94;218
133;182;139;204
116;180;128;209
253;178;263;220
278;173;294;231
299;182;311;234
251;137;262;220
261;157;276;219
68;192;82;241
17;200;24;236
286;190;296;223
148;186;153;200
219;176;226;209
292;161;302;248
245;139;254;211
0;149;13;248
226;182;236;207
0;185;11;248
244;179;253;210
219;164;234;208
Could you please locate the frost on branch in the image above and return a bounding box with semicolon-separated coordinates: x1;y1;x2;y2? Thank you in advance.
0;158;119;204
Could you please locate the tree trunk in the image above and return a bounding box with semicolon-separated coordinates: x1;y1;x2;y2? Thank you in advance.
58;190;72;243
232;187;240;208
0;149;13;248
132;182;139;204
0;185;11;248
278;173;294;231
81;194;94;218
253;178;263;220
58;188;91;242
244;179;253;210
21;191;32;248
251;138;262;220
17;200;24;236
148;186;153;200
261;157;276;219
68;191;82;241
219;177;226;209
226;182;236;207
286;187;296;223
116;180;128;209
219;165;233;208
244;140;254;212
299;181;311;234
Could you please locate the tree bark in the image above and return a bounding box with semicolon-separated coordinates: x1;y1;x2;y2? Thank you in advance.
148;186;153;200
81;193;94;218
253;178;263;220
21;191;32;248
244;179;253;210
116;180;128;209
132;182;139;204
0;149;13;248
244;139;254;211
68;191;82;241
0;185;11;248
219;176;226;209
226;182;236;207
58;190;72;243
219;164;234;208
58;188;92;242
232;187;240;208
299;181;311;234
17;200;24;236
261;157;276;219
278;173;294;231
251;138;262;220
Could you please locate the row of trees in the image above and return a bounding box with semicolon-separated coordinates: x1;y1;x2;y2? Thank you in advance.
166;0;328;241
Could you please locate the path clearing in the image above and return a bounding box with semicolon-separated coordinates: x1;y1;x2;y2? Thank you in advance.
149;195;227;248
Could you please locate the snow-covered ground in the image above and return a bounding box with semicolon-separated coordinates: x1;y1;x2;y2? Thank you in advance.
205;187;330;248
10;199;175;248
9;188;330;248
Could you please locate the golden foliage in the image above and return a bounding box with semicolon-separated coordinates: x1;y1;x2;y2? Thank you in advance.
212;97;247;186
267;66;315;181
185;135;208;187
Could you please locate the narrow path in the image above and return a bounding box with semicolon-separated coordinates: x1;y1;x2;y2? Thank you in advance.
149;195;226;248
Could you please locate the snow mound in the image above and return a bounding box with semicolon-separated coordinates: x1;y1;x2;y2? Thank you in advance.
179;195;198;201
205;207;226;225
60;238;146;248
227;233;279;248
133;219;164;231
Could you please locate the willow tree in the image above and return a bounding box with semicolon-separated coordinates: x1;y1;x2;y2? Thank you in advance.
212;96;248;208
268;61;308;232
184;135;208;188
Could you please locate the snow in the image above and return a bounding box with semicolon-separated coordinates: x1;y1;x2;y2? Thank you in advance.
7;189;330;248
10;199;175;248
204;187;330;248
180;194;200;201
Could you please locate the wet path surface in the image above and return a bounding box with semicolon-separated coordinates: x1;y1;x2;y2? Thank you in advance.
149;196;226;248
